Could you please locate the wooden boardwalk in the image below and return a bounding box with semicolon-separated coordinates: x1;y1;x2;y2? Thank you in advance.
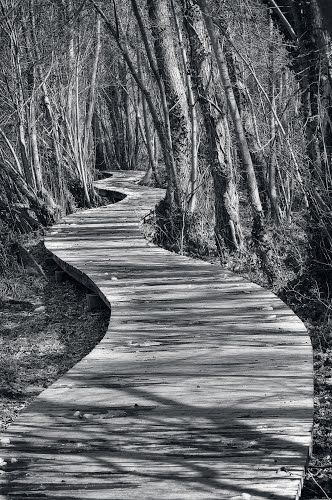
0;171;313;499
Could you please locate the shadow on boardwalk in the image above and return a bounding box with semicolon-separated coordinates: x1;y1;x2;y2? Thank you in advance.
2;376;311;499
0;172;312;499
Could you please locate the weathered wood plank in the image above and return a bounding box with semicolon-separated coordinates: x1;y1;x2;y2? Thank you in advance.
0;171;313;499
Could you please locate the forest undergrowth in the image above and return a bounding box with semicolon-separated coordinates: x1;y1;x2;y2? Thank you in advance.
0;170;113;435
145;201;332;499
0;229;110;431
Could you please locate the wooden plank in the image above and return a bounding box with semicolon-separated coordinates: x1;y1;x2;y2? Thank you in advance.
0;170;313;499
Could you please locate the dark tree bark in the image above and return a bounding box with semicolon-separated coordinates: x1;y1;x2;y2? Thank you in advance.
147;0;191;207
276;0;332;285
183;0;243;260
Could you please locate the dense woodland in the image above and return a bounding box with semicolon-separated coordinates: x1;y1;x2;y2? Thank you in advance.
0;0;331;496
0;0;331;289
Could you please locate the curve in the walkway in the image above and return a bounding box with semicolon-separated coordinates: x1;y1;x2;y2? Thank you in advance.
0;171;313;500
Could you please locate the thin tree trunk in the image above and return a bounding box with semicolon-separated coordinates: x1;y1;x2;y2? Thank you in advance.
137;49;160;184
142;92;160;184
268;13;281;222
78;62;90;205
18;121;34;189
83;15;101;164
170;0;198;212
29;90;43;193
131;0;178;197
22;3;45;195
67;0;75;123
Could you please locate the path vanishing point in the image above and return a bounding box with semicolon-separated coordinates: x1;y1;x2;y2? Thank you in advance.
0;171;313;499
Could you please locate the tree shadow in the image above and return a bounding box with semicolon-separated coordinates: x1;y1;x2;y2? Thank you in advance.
0;173;313;499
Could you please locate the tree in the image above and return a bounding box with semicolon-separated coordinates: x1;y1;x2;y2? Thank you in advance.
183;0;243;259
147;0;191;208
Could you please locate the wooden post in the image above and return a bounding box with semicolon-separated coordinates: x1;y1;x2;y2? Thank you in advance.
55;270;67;283
86;293;104;311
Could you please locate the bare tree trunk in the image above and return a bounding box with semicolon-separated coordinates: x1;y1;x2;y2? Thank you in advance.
268;14;281;223
137;48;160;184
29;88;43;193
147;0;191;208
77;57;91;206
142;92;159;183
67;0;75;123
183;0;243;259
18;121;34;189
131;0;178;199
170;0;198;212
124;75;134;169
83;15;101;165
196;0;265;239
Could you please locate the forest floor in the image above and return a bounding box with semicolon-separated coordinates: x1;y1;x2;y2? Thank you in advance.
0;233;110;431
0;231;331;498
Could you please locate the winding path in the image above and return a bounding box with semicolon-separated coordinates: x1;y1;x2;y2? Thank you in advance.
1;171;313;499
